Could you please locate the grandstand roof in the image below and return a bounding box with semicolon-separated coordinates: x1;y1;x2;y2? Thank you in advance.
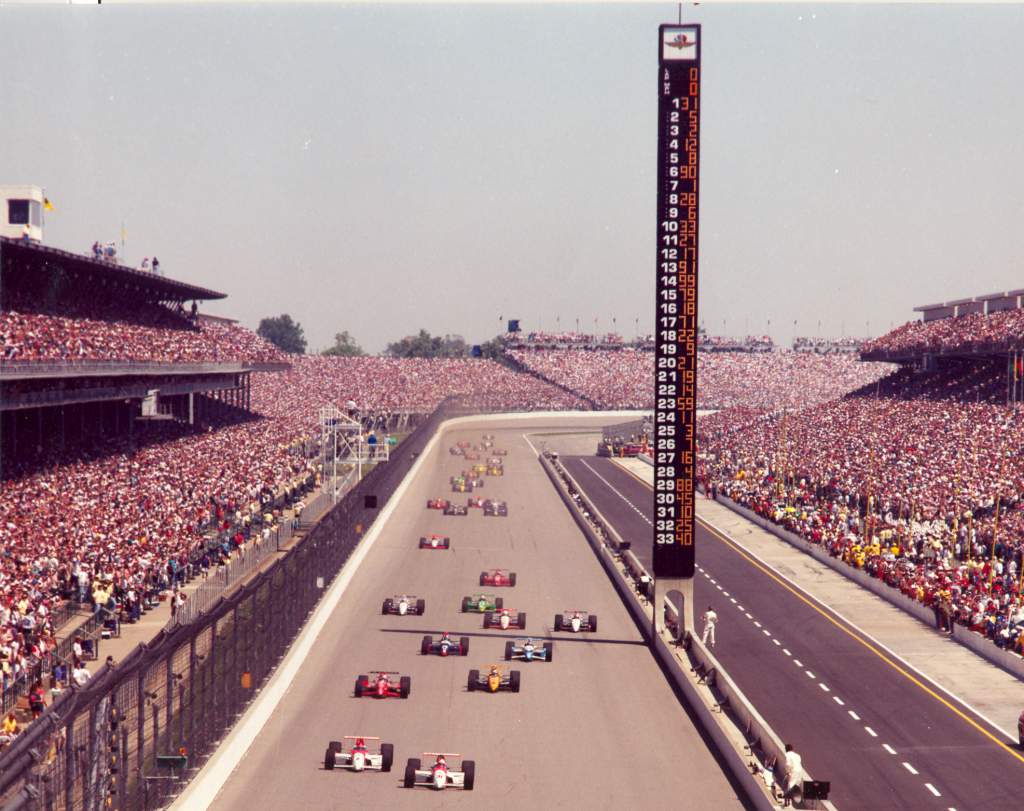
0;236;226;302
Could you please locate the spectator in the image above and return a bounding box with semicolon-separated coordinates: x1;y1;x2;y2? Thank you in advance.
71;663;90;688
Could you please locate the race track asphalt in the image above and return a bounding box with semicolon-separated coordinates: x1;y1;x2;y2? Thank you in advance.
562;454;1024;811
209;421;743;810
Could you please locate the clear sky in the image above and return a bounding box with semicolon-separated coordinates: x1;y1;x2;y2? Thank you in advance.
2;3;1022;353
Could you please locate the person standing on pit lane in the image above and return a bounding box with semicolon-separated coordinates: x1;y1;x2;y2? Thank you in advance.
781;743;804;807
701;605;718;648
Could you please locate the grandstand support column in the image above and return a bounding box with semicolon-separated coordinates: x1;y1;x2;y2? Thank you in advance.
36;407;42;450
60;405;65;452
189;392;194;425
653;577;693;642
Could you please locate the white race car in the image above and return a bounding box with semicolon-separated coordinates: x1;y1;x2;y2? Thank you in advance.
554;610;597;633
382;595;425;616
404;753;475;791
324;736;394;772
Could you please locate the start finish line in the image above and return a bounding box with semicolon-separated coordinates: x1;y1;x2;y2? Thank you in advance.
653;23;700;637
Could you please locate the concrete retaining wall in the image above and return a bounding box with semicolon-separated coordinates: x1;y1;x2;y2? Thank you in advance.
709;493;1024;682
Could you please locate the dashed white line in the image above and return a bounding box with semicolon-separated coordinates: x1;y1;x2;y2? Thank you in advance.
709;578;717;585
729;598;737;604
793;659;803;667
902;762;918;775
772;638;781;646
848;710;860;721
745;613;753;619
865;726;878;738
762;629;771;637
782;648;791;657
753;620;762;628
832;696;844;706
736;605;745;612
818;683;829;692
925;784;941;797
804;670;815;679
882;744;896;755
715;584;723;591
722;590;730;597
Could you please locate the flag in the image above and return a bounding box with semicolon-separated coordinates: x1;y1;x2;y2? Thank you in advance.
1015;356;1022;381
43;198;54;212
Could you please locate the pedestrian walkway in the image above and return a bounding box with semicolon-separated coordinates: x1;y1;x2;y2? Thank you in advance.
611;458;1024;737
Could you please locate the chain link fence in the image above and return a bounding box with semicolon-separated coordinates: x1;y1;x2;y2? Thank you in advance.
0;399;466;811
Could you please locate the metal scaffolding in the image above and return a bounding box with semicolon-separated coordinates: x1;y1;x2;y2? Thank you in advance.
318;406;390;502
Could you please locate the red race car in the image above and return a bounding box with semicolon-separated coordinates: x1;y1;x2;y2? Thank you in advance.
479;569;517;587
467;496;486;509
419;534;451;550
427;498;450;510
354;671;411;699
483;608;526;631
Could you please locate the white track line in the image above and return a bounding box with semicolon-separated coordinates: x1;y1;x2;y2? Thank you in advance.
882;744;897;755
925;784;941;797
698;513;1019;742
865;726;878;738
902;762;918;775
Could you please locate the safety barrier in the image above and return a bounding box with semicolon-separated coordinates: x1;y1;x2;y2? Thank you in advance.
0;399;459;811
540;451;834;810
710;491;1024;682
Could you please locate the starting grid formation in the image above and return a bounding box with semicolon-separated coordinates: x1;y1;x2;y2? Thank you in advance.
653;23;700;580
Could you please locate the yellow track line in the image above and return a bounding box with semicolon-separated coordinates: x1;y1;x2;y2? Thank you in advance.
606;459;1024;764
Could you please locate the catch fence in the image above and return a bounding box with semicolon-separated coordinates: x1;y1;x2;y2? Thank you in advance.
0;399;462;811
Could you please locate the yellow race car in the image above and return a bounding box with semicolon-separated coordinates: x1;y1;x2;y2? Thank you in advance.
467;664;521;693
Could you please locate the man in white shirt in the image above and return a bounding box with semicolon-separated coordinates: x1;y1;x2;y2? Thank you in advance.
701;605;718;648
782;743;803;806
72;664;91;688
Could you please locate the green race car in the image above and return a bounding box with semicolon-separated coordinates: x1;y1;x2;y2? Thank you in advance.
461;593;504;613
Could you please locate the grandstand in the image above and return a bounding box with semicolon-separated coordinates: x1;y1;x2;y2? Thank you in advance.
699;293;1024;655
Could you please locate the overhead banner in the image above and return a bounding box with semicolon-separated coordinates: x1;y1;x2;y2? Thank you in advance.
653;24;700;579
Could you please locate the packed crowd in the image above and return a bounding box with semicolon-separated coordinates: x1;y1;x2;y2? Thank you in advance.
699;359;1024;650
0;299;284;365
509;348;893;411
863;308;1024;357
500;331;625;348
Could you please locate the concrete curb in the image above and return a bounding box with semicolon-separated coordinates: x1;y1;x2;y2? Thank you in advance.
710;493;1024;683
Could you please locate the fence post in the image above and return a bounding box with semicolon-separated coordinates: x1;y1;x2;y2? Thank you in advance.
64;717;75;811
164;657;173;754
187;635;196;755
118;725;128;811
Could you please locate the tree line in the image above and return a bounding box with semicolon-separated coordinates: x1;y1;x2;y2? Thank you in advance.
256;315;503;359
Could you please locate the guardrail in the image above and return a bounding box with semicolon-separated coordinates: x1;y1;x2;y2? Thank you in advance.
540;451;834;810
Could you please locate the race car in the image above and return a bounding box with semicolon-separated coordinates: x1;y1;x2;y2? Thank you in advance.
487;456;503;466
466;496;486;509
483;500;508;517
463;451;480;461
443;502;468;516
482;434;495;441
1019;709;1024;748
419;534;451;550
472;463;488;476
479;569;517;587
354;671;411;699
493;448;508;456
457;441;471;449
486;465;504;476
403;753;475;791
481;440;494;449
421;632;470;657
426;498;450;510
451;478;473;493
324;736;394;772
504;637;553;662
461;593;503;613
381;595;425;616
449;446;463;456
456;472;485;487
554;610;598;632
467;664;520;693
483;608;526;630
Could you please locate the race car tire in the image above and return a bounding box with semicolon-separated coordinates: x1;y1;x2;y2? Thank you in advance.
554;614;562;631
504;641;513;661
418;538;426;548
381;599;391;615
328;740;342;752
546;641;554;662
355;676;367;698
404;759;420;788
509;572;517;587
509;670;521;693
421;636;432;655
416;599;426;615
495;597;504;610
400;676;412;698
324;748;335;771
479;572;487;587
460;637;470;655
483;611;493;627
381;743;394;772
462;597;471;612
463;760;476;790
467;669;479;691
589;614;598;632
518;612;526;630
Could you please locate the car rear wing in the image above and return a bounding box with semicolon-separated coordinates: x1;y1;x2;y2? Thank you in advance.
343;735;381;742
421;752;462;759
